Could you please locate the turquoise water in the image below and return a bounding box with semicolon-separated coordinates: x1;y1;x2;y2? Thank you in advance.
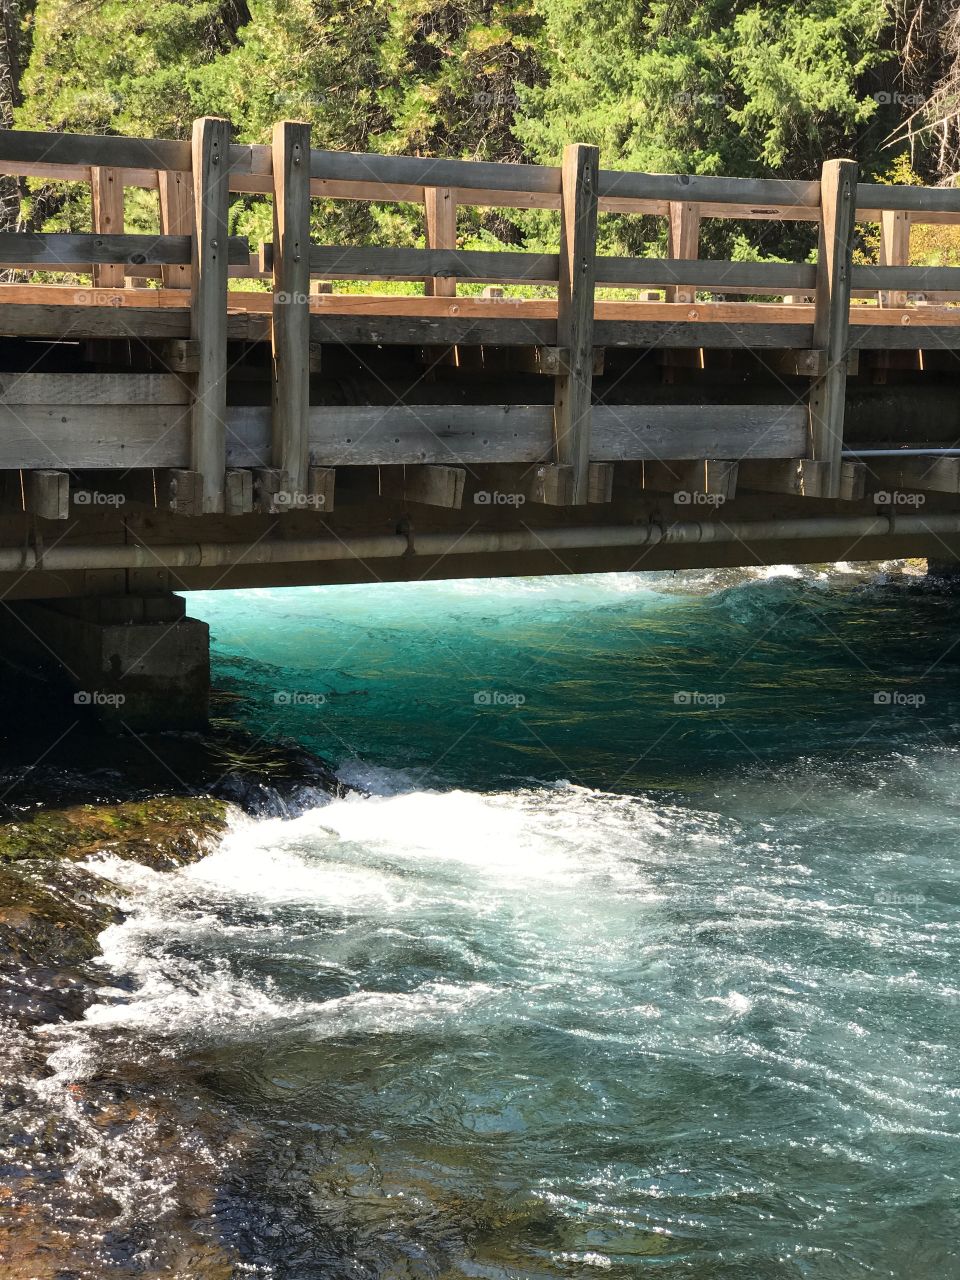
41;566;960;1276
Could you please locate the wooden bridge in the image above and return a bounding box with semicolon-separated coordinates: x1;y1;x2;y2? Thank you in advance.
0;117;959;606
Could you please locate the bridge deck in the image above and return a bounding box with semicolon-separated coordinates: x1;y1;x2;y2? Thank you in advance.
0;122;958;593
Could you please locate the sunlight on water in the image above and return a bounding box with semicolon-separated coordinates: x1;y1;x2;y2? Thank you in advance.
28;564;960;1277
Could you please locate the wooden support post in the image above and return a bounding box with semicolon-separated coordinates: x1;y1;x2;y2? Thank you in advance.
25;470;68;520
225;467;253;515
666;202;700;304
643;459;739;503
739;458;827;498
868;455;960;495
513;346;605;377
879;210;910;308
772;349;859;378
530;463;575;507
158;170;194;289
153;339;201;373
161;468;203;516
554;142;599;506
587;461;614;503
809;158;858;499
840;459;866;501
254;467;289;513
90;167;124;288
307;465;335;513
382;464;465;509
271;120;311;501
424;187;457;297
190;116;231;515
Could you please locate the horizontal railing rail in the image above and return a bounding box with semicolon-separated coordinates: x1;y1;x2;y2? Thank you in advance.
0;231;249;267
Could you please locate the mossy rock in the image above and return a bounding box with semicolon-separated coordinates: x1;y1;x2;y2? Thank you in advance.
0;795;230;870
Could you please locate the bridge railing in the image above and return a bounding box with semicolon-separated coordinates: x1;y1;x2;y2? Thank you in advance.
0;121;959;515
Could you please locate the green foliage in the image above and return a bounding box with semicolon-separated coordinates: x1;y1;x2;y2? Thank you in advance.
4;0;948;261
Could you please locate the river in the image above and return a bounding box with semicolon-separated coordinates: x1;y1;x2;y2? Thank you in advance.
5;563;960;1277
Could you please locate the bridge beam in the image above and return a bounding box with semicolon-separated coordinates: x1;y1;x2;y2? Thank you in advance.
554;142;600;505
809;157;858;498
189;116;231;514
271;119;311;499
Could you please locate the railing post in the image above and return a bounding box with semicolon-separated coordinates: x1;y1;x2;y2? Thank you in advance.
271;119;311;498
424;186;457;297
189;116;231;514
554;142;599;505
666;201;700;304
158;170;194;289
90;167;124;288
809;158;858;499
879;208;910;308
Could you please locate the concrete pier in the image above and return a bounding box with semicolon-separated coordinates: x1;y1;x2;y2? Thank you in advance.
0;595;209;731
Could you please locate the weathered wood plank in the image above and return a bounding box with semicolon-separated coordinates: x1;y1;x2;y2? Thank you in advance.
598;170;821;207
587;461;615;503
225;467;254;516
0;232;247;266
391;464;466;508
856;182;960;214
307;466;335;514
770;349;859;377
25;470;69;520
253;466;290;514
868;455;960;494
554;143;599;505
90;168;125;288
840;459;867;500
0;405;189;468
643;459;739;501
271;120;311;496
809;158;858;497
0;303;193;339
190;116;231;514
529;464;574;506
739;458;827;497
666;202;700;304
0;128;192;171
0;373;189;403
310;148;561;194
224;403;808;468
424;187;458;298
592;405;808;463
598;258;816;291
158;170;194;289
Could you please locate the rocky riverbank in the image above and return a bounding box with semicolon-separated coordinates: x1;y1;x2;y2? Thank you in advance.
0;674;347;1278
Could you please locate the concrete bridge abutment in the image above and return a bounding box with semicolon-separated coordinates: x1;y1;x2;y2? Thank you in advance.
0;594;209;732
